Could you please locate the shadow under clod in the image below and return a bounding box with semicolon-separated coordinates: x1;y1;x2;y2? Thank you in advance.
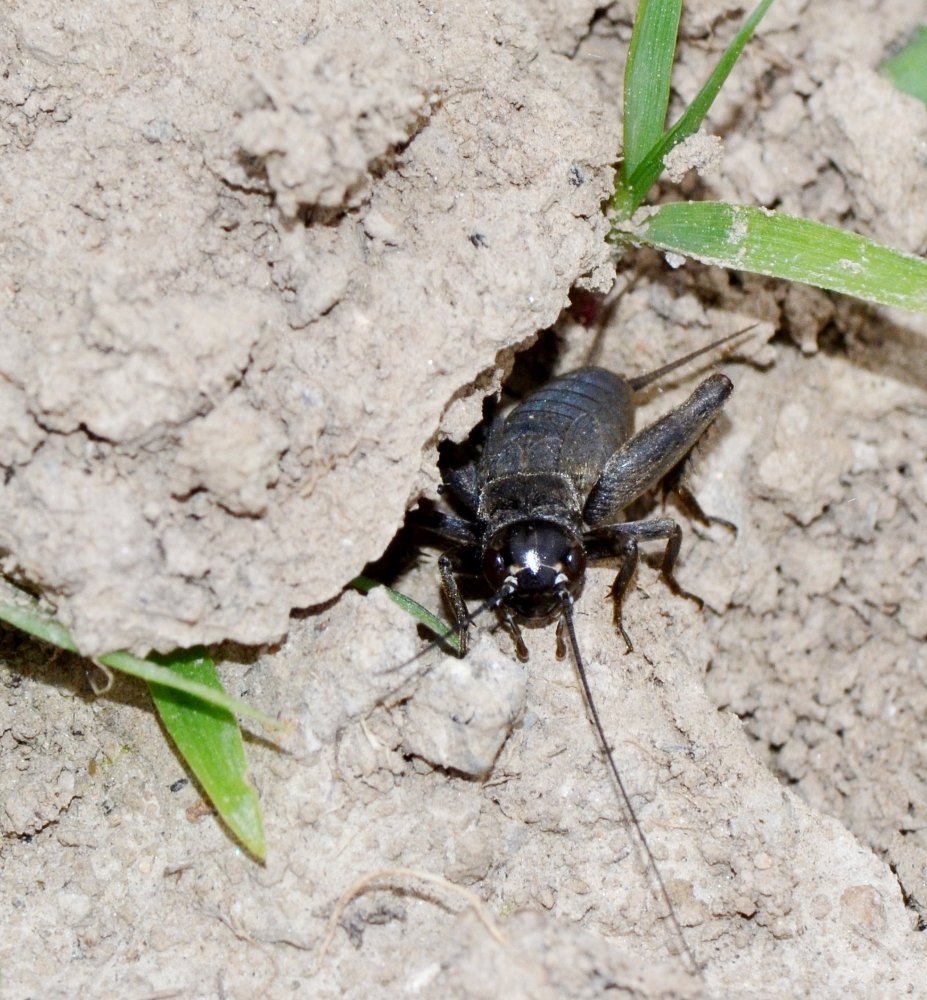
817;304;927;395
0;620;156;713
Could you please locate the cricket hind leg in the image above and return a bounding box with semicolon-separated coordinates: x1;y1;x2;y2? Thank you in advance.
585;517;704;653
584;373;733;526
585;531;638;653
660;449;738;535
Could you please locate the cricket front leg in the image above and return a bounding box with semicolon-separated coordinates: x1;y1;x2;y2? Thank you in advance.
439;551;472;657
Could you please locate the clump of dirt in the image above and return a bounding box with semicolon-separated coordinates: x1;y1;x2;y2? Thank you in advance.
234;29;439;215
1;0;615;656
3;1;927;998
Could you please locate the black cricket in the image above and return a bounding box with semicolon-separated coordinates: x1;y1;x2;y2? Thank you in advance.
422;332;743;971
429;335;737;655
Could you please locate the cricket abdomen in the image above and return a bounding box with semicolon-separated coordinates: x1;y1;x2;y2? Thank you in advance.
478;367;634;494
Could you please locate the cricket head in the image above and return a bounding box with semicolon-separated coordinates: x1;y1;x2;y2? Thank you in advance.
483;519;586;619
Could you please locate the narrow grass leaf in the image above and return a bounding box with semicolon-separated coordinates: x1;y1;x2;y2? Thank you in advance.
0;581;276;726
621;0;683;180
351;575;459;652
0;591;81;654
1;578;271;858
149;648;266;860
629;201;927;312
881;27;927;106
614;0;775;218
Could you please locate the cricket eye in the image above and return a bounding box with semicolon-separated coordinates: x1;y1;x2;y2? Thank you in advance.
560;542;585;581
483;547;507;588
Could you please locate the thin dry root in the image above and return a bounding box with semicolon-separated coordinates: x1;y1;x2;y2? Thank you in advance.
313;867;507;974
89;659;114;695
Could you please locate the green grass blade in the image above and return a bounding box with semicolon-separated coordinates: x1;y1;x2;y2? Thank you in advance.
351;575;459;652
621;0;683;181
0;578;271;858
613;0;775;219
0;581;276;726
97;651;278;727
0;592;81;653
881;26;927;105
149;649;266;860
628;201;927;312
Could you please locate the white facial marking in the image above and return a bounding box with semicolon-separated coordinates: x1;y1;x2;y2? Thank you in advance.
525;548;541;574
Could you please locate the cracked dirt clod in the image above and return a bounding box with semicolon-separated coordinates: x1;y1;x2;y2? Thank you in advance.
234;29;439;215
1;0;615;658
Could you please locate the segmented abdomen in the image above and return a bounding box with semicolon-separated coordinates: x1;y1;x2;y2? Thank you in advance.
478;367;634;494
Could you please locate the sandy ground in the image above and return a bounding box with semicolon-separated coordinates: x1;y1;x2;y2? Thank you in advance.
2;1;927;997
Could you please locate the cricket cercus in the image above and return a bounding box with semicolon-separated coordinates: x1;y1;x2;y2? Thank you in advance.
419;330;747;972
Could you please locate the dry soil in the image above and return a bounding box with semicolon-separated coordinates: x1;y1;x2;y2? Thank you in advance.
2;2;927;998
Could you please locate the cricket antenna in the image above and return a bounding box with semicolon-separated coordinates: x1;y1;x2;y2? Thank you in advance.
628;324;758;392
556;585;702;976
